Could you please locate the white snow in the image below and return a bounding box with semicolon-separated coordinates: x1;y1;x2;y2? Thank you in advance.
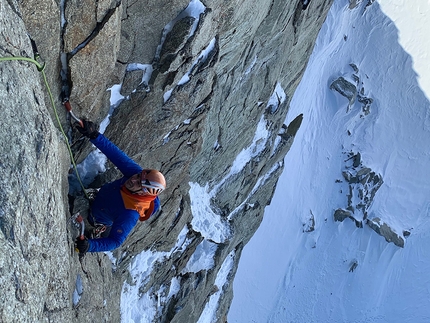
228;161;282;221
155;0;206;61
104;251;118;271
121;224;216;322
181;239;217;274
163;88;174;104
266;82;287;114
244;55;258;76
100;84;125;134
184;73;291;322
189;112;272;242
68;149;107;195
157;0;208;104
196;250;235;323
189;182;231;243
120;248;171;322
127;63;154;89
378;1;430;98
174;224;194;253
178;38;217;87
121;287;158;323
164;37;217;103
228;115;269;178
229;1;430;322
167;276;181;299
72;274;83;307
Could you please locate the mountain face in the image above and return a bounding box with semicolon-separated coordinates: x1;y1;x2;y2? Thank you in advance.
230;1;430;321
0;0;333;322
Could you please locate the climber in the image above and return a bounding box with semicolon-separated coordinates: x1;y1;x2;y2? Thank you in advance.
74;120;166;254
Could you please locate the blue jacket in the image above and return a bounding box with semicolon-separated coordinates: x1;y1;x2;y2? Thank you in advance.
87;134;160;252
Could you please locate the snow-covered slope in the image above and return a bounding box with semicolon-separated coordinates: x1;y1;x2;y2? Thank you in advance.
229;1;430;322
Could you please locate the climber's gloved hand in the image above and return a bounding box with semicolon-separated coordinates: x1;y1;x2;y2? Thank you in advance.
76;119;99;140
75;237;90;254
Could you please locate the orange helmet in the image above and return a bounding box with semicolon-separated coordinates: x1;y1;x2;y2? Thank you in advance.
140;169;166;195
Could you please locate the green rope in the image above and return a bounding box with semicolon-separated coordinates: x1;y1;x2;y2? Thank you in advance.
0;55;89;198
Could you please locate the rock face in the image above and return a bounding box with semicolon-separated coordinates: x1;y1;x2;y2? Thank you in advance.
330;65;405;248
0;0;333;322
0;5;70;321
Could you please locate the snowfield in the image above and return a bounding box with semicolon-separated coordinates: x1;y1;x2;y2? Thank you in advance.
229;1;430;322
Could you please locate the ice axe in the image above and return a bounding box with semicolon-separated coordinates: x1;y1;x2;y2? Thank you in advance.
63;99;84;128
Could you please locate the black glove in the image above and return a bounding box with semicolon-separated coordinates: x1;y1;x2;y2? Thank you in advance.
76;120;99;140
75;237;90;254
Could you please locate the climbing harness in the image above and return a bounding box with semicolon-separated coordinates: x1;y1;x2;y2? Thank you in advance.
91;224;108;239
0;38;88;197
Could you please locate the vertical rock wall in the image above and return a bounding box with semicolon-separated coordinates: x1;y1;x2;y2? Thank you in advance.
0;1;71;321
0;0;334;321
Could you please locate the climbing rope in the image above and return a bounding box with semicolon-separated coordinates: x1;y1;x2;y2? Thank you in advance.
0;52;89;198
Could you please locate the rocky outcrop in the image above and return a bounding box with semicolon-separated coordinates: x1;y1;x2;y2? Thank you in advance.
330;64;374;114
366;217;405;248
0;0;334;322
334;161;407;248
330;65;406;248
333;151;384;229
